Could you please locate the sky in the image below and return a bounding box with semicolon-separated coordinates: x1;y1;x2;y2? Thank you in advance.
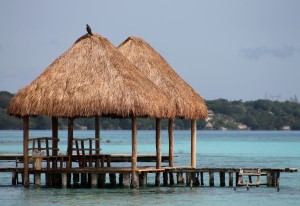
0;0;300;101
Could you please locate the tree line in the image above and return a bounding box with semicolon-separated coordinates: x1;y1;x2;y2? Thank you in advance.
1;91;300;130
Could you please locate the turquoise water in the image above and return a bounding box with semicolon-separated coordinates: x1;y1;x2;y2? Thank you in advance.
0;130;300;205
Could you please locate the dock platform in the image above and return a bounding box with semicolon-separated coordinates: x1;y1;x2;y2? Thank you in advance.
0;154;297;188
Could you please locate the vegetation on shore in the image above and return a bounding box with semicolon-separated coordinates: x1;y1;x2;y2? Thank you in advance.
1;91;300;130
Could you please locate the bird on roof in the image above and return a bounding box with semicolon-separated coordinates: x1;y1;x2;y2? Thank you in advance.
86;24;93;35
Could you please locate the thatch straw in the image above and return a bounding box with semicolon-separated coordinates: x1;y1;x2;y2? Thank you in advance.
118;37;208;119
7;33;175;118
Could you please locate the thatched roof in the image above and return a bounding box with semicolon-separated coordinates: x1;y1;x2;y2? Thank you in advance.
118;37;208;119
7;33;175;118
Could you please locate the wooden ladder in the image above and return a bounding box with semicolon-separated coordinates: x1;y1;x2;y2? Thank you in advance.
237;168;261;187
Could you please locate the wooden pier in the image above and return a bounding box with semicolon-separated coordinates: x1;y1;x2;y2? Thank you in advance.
0;154;297;188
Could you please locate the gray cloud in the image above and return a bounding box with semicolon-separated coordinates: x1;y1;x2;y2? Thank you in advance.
240;45;299;60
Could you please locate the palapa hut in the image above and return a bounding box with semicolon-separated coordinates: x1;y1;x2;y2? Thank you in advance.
118;37;208;170
7;32;176;188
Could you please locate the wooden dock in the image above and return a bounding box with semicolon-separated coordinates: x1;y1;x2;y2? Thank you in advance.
0;154;297;189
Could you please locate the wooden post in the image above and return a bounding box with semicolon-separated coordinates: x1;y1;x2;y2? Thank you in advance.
168;119;175;185
236;172;239;186
109;173;117;187
131;116;138;188
168;119;174;167
277;172;280;192
62;173;67;188
191;119;197;168
51;117;59;187
200;172;204;186
209;172;214;187
91;173;98;188
155;118;161;186
119;173;124;186
220;172;225;187
67;118;74;187
12;171;17;186
67;118;74;156
169;172;175;185
123;173;130;188
194;172;200;186
267;172;272;187
177;172;184;184
139;172;147;187
163;172;168;186
52;117;58;156
186;172;191;186
95;116;100;155
73;173;79;187
98;173;106;188
229;172;233;187
23;116;29;188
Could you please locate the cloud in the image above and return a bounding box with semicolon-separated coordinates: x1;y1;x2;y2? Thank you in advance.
240;45;299;60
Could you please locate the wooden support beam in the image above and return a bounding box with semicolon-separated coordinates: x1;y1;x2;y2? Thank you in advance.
119;174;124;186
67;118;74;187
156;118;161;169
81;173;87;187
191;119;197;168
229;172;233;187
194;172;200;186
177;172;184;184
23;116;29;188
98;173;106;188
200;172;204;186
123;173;130;188
186;172;191;186
139;172;147;187
95;116;100;155
73;173;79;187
67;118;74;156
52;117;58;156
155;118;161;186
12;171;17;186
163;172;168;186
110;173;117;187
169;172;174;185
209;172;214;187
62;173;67;188
131;116;138;188
220;172;225;187
168;119;174;167
91;173;98;188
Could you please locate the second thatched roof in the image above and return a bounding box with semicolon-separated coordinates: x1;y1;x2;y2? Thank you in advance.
118;37;208;119
7;33;175;118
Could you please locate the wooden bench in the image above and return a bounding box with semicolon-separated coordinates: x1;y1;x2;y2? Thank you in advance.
15;137;70;185
72;138;110;168
237;168;261;187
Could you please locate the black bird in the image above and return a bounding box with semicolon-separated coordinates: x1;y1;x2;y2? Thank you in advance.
86;24;93;35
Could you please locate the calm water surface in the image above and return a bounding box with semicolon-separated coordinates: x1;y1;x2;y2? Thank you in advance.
0;130;299;205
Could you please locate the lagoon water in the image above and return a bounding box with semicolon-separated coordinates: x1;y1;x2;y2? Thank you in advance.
0;130;299;205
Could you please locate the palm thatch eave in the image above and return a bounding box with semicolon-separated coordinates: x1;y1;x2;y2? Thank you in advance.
118;36;208;120
7;33;176;119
